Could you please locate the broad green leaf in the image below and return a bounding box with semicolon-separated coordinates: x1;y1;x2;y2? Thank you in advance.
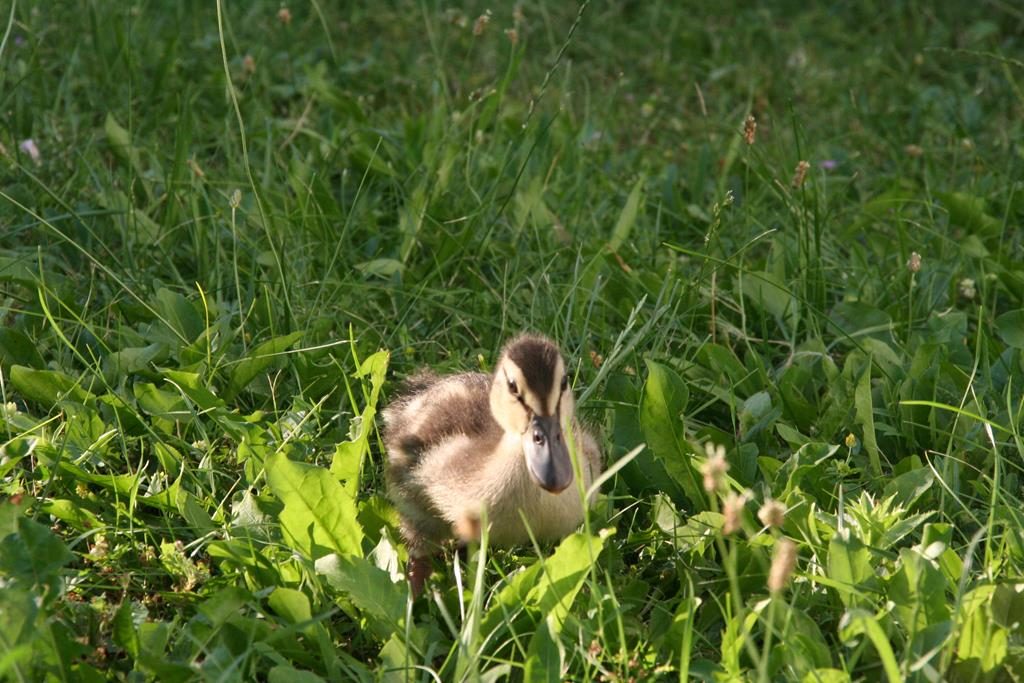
331;350;389;495
802;670;851;683
524;614;564;683
227;331;304;398
514;174;558;236
956;586;1007;673
104;113;141;170
112;600;141;660
355;258;404;279
0;438;36;479
63;402;109;451
207;539;283;586
268;587;312;625
37;499;102;531
198;586;251;627
153;288;204;343
102;343;165;380
0;588;37;677
882;467;933;509
827;533;872;607
608;175;645;252
96;393;147;435
153;442;183;478
937;190;1001;237
268;666;326;683
164;370;223;410
98;189;161;242
992;583;1024;631
698;343;754;397
134;382;189;420
768;602;833;675
528;532;605;628
478;561;545;640
673;511;724;556
266;452;363;559
331;441;363;497
0;514;75;590
357;349;389;405
315;553;404;634
739;390;777;442
610;374;687;502
0;329;45;371
778;366;816;431
398;183;428;263
829;302;892;345
9;365;92;408
379;634;414;683
854;359;882;476
639;360;704;508
140;479;215;534
743;270;798;333
0;254;67;289
889;548;949;631
995;310;1024;349
838;609;901;683
857;338;903;380
56;462;136;498
775;442;842;502
878;511;934;550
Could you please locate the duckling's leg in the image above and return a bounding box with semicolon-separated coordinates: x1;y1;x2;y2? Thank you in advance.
398;515;447;598
407;554;432;598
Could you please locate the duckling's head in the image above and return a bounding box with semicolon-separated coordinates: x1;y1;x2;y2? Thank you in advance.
490;335;576;494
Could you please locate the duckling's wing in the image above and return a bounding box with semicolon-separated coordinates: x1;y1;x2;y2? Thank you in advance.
384;371;499;554
395;369;441;397
383;372;496;464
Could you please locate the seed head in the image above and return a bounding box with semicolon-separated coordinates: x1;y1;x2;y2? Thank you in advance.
722;491;746;535
958;278;976;301
757;498;786;529
904;144;924;158
702;442;729;493
791;160;810;188
473;10;491;36
743;115;757;145
768;538;797;593
242;54;256;75
907;251;922;273
505;28;518;45
90;534;110;561
277;7;292;25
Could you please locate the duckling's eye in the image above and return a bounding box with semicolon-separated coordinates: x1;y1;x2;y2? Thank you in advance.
560;375;569;392
507;378;519;395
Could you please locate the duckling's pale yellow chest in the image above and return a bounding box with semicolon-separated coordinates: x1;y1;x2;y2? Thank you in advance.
411;430;591;546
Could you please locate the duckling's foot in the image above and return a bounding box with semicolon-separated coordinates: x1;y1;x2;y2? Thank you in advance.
407;555;432;598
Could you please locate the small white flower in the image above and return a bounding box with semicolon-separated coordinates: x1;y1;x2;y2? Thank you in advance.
19;139;41;165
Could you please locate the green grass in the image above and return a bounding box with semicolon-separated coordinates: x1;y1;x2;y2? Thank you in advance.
2;1;1024;680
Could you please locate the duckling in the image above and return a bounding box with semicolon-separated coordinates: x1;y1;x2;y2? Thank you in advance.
383;334;602;596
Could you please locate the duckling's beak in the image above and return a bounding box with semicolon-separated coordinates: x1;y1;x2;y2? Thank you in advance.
524;415;573;493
